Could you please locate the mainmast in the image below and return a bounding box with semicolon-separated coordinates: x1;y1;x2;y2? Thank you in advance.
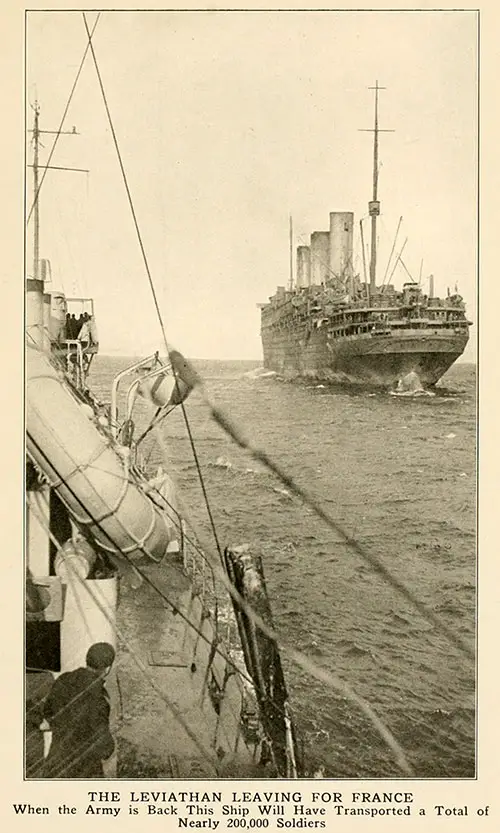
360;81;393;298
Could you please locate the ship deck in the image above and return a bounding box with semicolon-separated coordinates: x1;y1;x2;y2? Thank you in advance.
113;557;265;779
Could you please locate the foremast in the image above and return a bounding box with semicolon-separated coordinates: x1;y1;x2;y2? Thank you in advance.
32;102;41;283
29;102;84;283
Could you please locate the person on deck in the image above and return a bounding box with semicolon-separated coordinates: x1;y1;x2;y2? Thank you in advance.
42;642;115;778
78;315;98;351
69;313;78;339
89;315;99;350
78;319;90;348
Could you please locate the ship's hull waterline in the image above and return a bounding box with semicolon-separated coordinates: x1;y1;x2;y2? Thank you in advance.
262;327;469;388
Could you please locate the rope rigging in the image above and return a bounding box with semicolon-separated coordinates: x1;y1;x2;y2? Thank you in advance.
27;14;101;226
81;11;224;568
168;351;475;662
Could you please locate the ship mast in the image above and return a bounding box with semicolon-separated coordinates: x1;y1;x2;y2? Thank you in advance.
360;81;393;299
32;102;41;282
368;82;381;295
28;105;86;281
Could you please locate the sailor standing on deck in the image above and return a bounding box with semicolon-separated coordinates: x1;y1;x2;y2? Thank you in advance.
88;315;99;350
42;642;115;778
78;314;99;351
70;313;79;338
77;313;90;348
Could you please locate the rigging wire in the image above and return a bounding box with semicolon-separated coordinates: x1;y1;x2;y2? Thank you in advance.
81;11;224;567
27;14;101;225
29;334;474;684
167;351;475;664
381;215;403;289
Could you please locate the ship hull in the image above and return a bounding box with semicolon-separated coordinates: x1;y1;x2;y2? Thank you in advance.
262;326;469;388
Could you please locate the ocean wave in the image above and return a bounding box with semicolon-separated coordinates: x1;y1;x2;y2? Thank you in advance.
390;389;436;398
92;356;475;778
242;366;278;380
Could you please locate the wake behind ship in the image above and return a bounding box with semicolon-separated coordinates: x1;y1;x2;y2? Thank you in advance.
260;84;471;389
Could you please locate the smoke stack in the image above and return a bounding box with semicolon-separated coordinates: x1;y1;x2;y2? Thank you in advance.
329;212;354;285
296;246;311;288
310;231;330;285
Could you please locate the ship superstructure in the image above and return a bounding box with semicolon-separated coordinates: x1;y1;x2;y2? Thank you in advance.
260;84;471;388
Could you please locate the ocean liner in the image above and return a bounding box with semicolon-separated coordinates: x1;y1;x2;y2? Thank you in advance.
260;83;472;389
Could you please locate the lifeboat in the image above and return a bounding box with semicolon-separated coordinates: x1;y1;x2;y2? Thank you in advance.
26;344;177;562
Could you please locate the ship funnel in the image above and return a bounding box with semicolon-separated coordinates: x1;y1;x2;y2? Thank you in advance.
310;231;330;285
296;246;311;288
329;212;354;286
26;278;44;348
429;274;434;298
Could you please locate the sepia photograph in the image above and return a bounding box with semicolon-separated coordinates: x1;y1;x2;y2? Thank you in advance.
24;6;477;789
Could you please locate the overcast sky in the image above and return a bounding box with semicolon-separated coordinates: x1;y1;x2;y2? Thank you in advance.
26;10;477;359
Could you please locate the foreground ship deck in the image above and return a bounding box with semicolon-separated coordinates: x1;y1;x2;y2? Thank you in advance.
116;560;265;778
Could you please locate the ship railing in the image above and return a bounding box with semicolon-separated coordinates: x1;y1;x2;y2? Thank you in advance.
178;525;303;774
63;339;88;389
109;353;162;439
124;361;173;427
176;530;266;766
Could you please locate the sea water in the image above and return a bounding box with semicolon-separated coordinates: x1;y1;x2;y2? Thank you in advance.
91;358;476;778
